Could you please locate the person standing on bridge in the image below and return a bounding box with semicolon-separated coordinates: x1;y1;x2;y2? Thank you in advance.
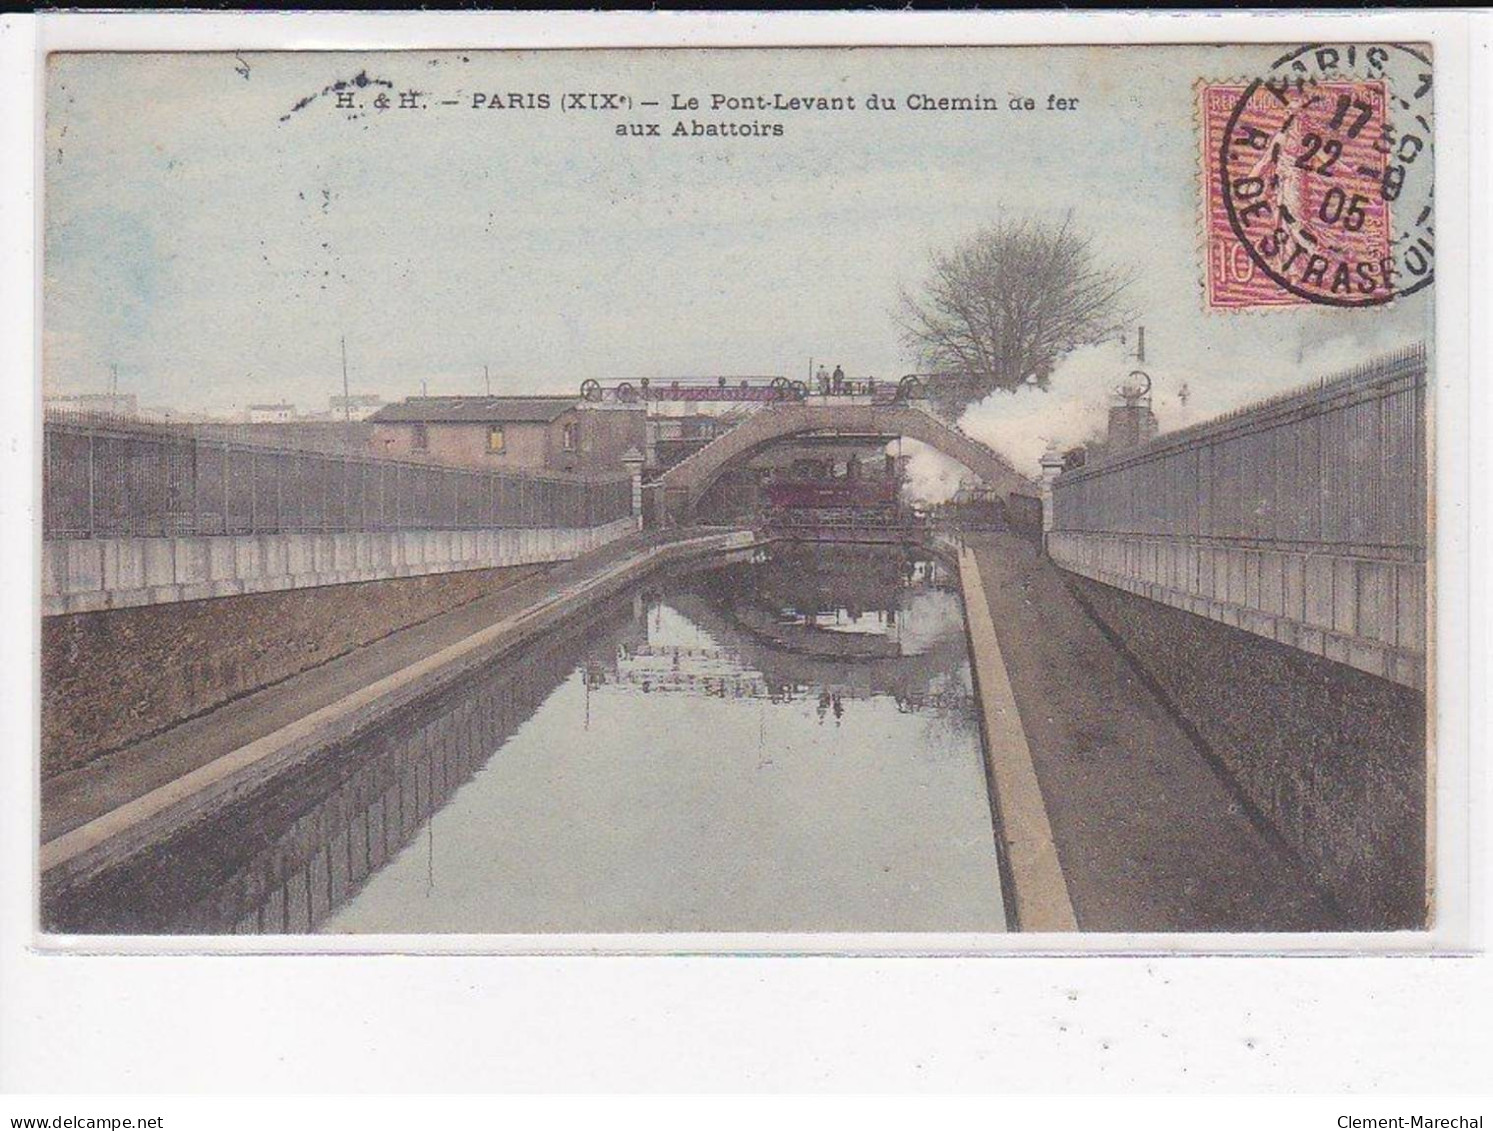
817;365;830;395
832;364;845;394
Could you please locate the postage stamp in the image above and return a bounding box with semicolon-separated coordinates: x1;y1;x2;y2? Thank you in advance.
1202;43;1434;309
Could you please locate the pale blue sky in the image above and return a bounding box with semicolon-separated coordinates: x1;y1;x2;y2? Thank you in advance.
45;46;1430;468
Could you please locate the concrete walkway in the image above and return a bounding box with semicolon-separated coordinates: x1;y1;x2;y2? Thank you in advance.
955;545;1076;932
962;531;1340;932
41;527;751;886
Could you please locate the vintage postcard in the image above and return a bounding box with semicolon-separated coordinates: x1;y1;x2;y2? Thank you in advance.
35;39;1448;946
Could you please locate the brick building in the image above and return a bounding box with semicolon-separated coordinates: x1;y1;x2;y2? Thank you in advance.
368;395;644;474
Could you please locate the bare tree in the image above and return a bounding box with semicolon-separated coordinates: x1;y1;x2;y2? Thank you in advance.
897;214;1134;415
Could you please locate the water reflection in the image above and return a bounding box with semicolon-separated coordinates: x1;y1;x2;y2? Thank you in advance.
49;543;1004;934
325;544;1003;933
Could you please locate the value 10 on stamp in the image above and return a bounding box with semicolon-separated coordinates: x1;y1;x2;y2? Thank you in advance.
1201;43;1433;310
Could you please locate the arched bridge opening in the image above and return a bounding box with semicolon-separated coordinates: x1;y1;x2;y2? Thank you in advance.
650;401;1041;534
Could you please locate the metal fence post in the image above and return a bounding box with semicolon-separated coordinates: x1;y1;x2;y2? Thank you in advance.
191;440;200;536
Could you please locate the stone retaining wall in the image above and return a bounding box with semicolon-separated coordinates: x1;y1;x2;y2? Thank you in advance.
42;563;541;778
1068;572;1427;930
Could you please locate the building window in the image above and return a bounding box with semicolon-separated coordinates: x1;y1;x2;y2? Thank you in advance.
411;422;428;451
562;422;578;452
487;424;505;453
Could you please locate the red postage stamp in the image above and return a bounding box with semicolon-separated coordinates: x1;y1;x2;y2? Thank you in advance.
1201;77;1397;310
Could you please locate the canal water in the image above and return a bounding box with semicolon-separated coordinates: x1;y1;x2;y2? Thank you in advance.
322;544;1005;934
49;543;1005;935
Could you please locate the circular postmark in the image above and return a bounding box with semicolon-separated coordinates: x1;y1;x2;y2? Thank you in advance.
1219;43;1433;307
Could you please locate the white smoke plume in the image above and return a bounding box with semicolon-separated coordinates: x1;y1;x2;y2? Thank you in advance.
901;341;1137;502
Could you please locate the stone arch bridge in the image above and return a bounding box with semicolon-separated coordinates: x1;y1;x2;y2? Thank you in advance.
652;401;1038;526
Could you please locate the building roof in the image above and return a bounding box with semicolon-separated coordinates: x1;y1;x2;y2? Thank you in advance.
369;395;577;424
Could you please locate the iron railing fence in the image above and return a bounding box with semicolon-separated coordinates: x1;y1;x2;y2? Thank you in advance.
43;410;632;540
1051;344;1427;558
41;406;391;457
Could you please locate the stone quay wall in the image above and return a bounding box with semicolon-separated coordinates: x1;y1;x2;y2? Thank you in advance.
41;561;549;779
